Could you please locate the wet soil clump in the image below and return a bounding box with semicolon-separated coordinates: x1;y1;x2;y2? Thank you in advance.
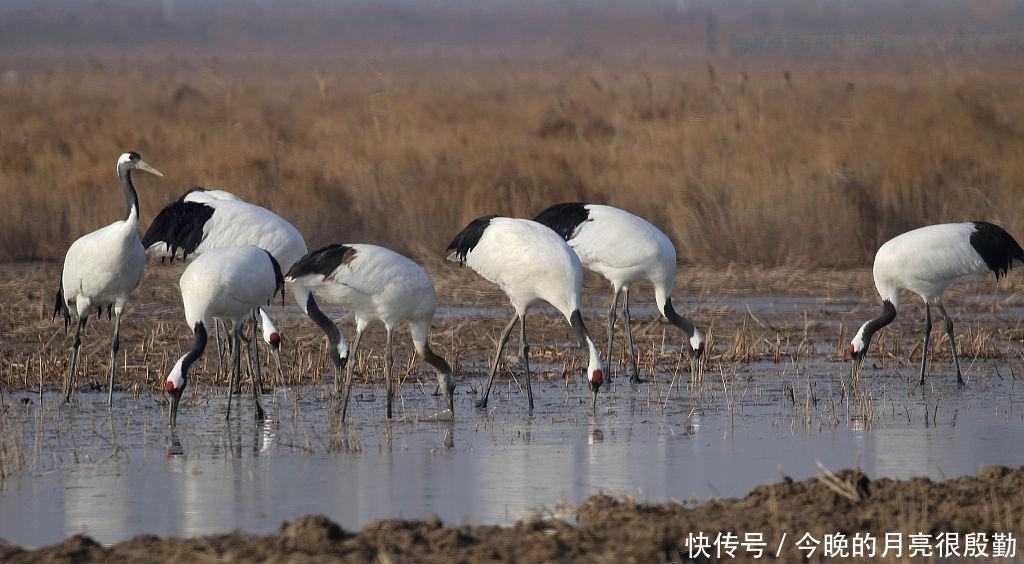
3;466;1022;563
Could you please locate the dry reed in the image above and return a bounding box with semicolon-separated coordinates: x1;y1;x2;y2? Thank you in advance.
4;52;1024;268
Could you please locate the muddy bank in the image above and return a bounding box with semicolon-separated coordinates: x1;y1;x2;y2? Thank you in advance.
3;466;1022;563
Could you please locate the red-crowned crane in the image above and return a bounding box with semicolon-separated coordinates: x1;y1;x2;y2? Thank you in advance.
165;245;284;426
286;244;456;421
54;151;163;405
142;186;307;270
534;202;704;383
143;186;304;384
849;221;1024;386
446;216;603;411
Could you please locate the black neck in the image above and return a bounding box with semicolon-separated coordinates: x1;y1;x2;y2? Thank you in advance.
862;300;898;347
181;322;209;382
421;343;452;376
569;309;591;349
663;297;697;337
119;166;140;223
305;293;345;370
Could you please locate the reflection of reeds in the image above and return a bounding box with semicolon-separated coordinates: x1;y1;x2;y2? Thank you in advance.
0;405;27;481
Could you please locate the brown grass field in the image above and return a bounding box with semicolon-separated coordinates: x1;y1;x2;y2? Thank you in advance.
2;2;1024;266
4;54;1024;267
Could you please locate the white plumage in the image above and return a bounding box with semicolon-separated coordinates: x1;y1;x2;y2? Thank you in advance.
287;243;456;420
446;216;604;410
143;187;307;271
54;151;162;404
849;221;1024;386
165;245;284;426
534;202;704;382
143;187;304;378
181;188;241;203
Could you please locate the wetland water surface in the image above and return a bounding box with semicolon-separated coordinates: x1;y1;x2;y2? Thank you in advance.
4;359;1024;548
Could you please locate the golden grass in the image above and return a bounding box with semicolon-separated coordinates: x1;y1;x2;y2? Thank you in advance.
3;52;1024;267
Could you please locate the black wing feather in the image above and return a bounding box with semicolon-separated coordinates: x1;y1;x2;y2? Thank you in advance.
445;215;497;264
287;244;359;280
970;221;1024;279
533;202;592;241
142;200;215;261
262;249;286;305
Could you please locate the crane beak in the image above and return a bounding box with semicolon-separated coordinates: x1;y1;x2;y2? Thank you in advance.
168;390;181;427
137;160;164;177
689;354;704;382
588;368;603;411
850;356;862;388
271;348;284;384
331;350;348;373
329;350;348;395
848;343;865;390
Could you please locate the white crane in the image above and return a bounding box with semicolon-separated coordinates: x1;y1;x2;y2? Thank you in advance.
165;245;284;426
143;186;304;384
534;202;704;383
142;186;307;270
446;216;604;411
287;244;456;421
849;221;1024;386
53;151;163;405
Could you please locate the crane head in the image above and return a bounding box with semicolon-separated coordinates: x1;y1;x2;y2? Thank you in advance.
259;309;281;352
848;324;871;361
118;151;164;177
165;354;189;427
588;368;603;411
588;368;603;392
847;342;859;358
689;330;706;358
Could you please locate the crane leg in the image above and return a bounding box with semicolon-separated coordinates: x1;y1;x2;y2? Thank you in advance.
107;310;123;406
937;304;965;386
339;330;364;422
64;318;86;403
249;310;265;395
226;325;241;420
520;315;532;412
476;314;518;409
213;319;226;389
249;312;265;421
622;288;642;384
385;328;394;419
605;290;620;383
919;305;933;386
245;311;266;399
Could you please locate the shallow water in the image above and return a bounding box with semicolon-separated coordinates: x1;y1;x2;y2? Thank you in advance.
4;354;1024;549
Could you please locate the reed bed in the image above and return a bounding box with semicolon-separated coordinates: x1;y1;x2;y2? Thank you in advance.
3;51;1024;267
4;260;1024;398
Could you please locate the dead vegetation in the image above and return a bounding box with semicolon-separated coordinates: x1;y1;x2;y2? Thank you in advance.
3;51;1024;267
